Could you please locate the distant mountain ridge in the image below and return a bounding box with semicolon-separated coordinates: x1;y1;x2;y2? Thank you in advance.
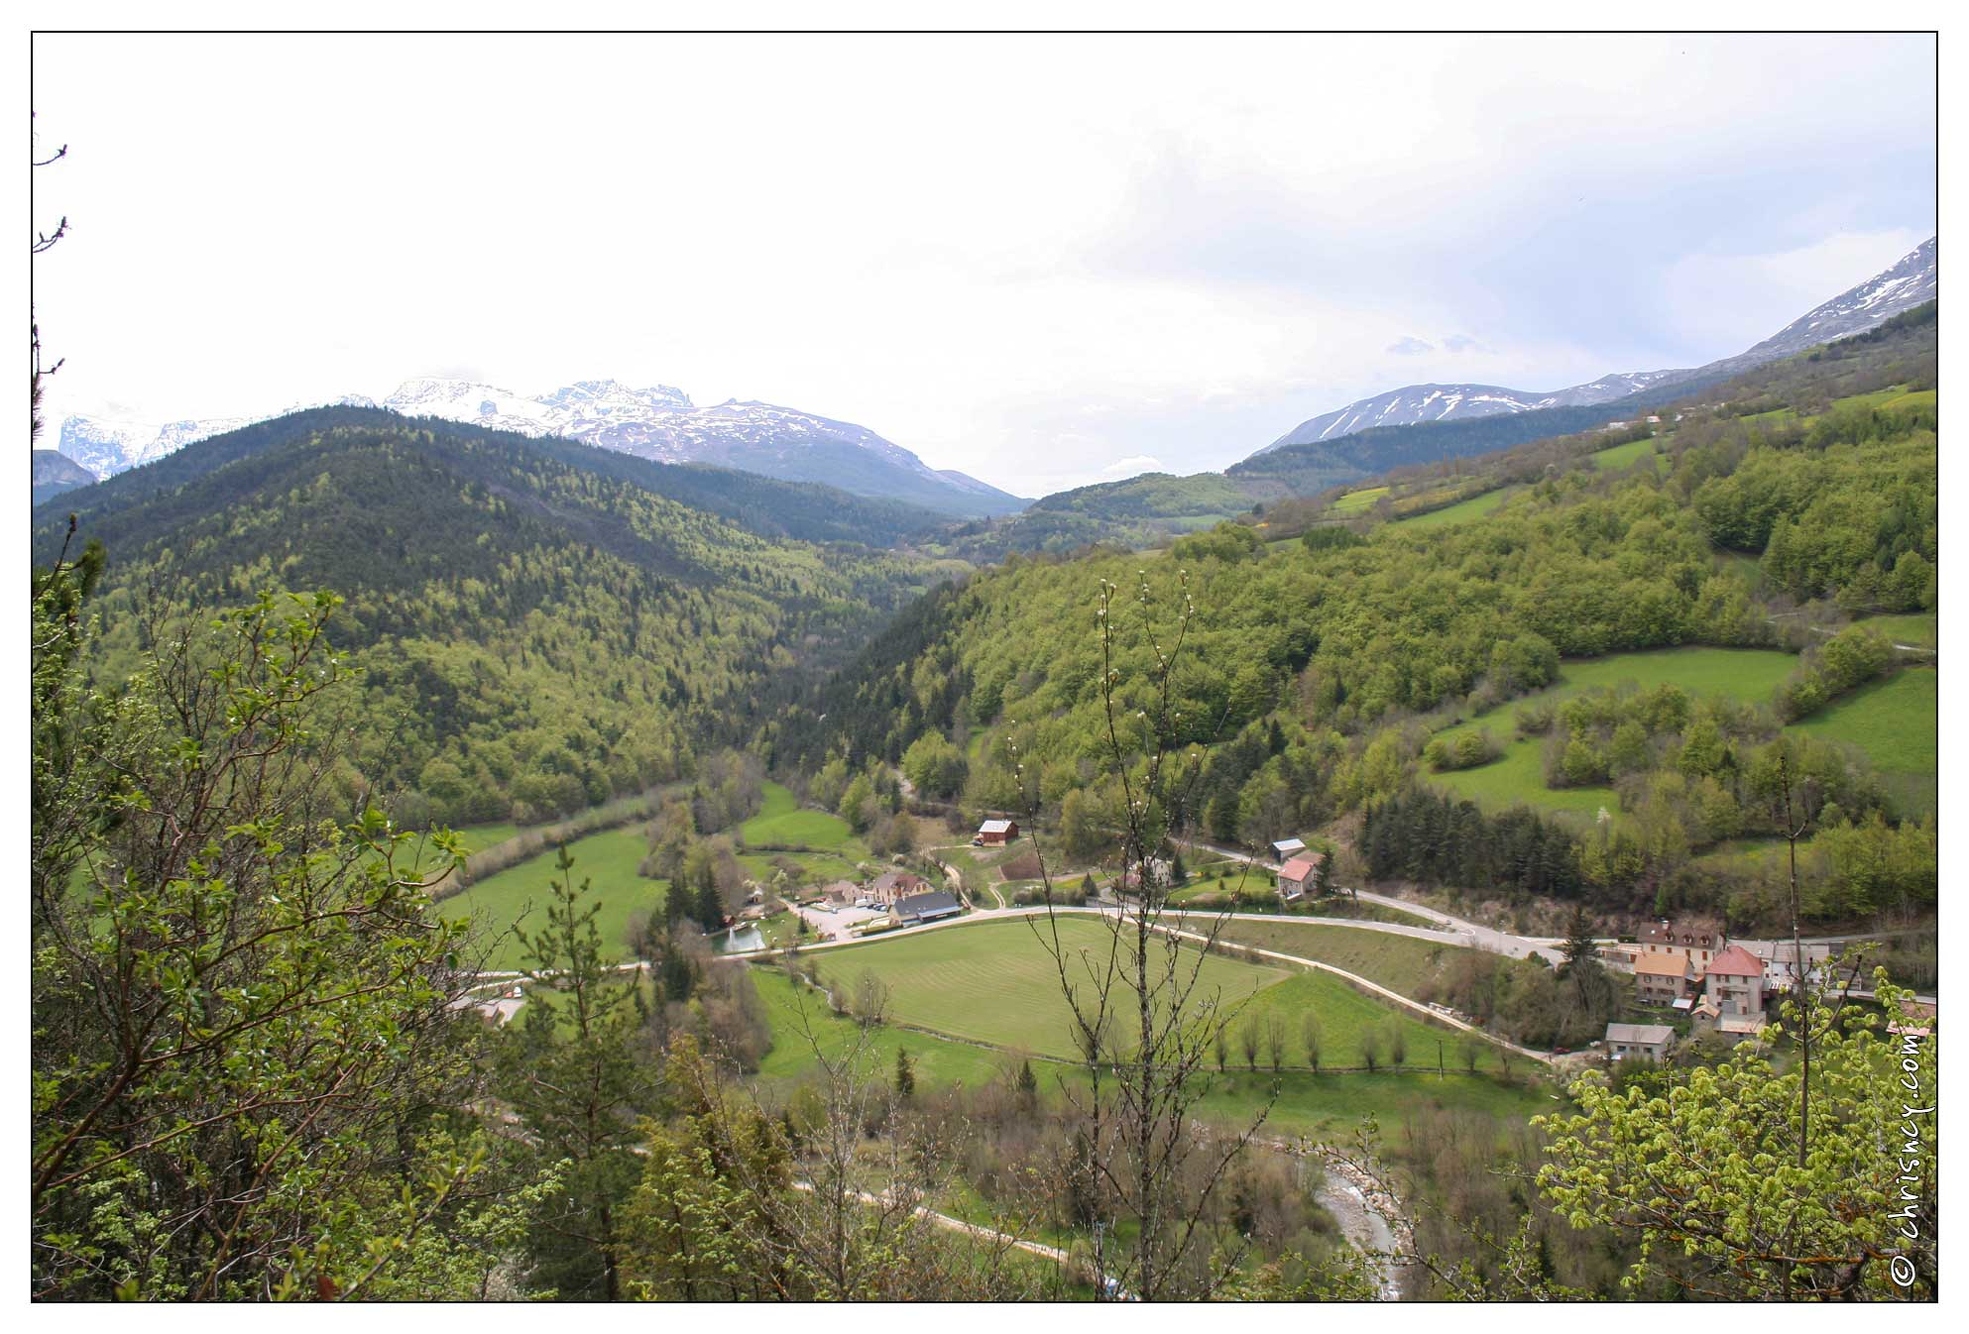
1253;236;1937;455
57;378;1026;518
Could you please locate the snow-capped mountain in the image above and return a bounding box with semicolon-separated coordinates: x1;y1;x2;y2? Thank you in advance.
1253;236;1936;455
56;379;1027;517
1263;370;1687;448
59;412;261;478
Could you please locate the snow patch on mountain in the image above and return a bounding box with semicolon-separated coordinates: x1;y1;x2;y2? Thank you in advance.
1254;236;1935;456
56;377;1025;515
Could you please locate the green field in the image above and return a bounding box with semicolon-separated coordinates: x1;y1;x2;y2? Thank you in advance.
1795;667;1938;816
815;918;1287;1058
752;966;1010;1090
1853;612;1938;650
1329;485;1389;516
444;826;665;971
1226;969;1506;1073
740;782;856;849
1212;919;1485;999
454;821;523;854
1428;647;1800;820
1390;486;1517;531
1588;437;1663;472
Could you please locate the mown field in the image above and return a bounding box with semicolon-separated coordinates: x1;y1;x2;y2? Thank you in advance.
1210;919;1481;1001
443;826;665;971
811;917;1289;1058
1328;485;1389;515
1588;437;1666;472
1388;486;1518;531
746;946;1549;1139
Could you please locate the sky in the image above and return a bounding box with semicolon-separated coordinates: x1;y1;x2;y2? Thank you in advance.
30;31;1937;497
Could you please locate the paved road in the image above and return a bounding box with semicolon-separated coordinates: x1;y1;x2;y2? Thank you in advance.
1178;837;1570;964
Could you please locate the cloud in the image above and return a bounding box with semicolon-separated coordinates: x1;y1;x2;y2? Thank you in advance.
1386;336;1434;356
1441;334;1490;354
1101;454;1164;476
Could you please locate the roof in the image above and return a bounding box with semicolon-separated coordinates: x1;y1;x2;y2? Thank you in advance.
1271;838;1307;855
978;819;1015;834
1606;1023;1675;1045
1642;919;1725;948
870;870;930;894
1634;953;1693;978
895;891;961;919
1278;854;1324;881
1707;945;1765;978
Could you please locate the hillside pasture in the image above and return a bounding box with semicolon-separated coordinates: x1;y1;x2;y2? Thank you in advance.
1388;486;1517;531
1794;666;1938;816
1426;646;1799;820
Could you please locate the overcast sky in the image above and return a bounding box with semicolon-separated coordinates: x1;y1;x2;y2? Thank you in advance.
30;31;1935;496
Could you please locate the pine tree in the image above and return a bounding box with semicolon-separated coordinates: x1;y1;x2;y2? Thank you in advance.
893;1048;916;1101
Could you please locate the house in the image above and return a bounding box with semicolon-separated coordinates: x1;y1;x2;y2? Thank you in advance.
1633;950;1696;1005
975;819;1018;846
1270;837;1307;863
1742;940;1833;993
892;891;963;926
1704;944;1767;1033
1604;1022;1675;1062
1116;858;1173;894
820;879;860;906
867;870;932;906
1276;853;1325;902
1639;918;1727;973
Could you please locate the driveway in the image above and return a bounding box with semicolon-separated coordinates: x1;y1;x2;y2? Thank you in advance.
794;901;888;942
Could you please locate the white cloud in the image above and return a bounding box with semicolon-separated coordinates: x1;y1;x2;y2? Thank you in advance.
1101;455;1164;477
1387;336;1435;356
28;32;1934;494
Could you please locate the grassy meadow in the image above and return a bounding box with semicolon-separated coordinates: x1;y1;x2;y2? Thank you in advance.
443;826;665;972
1794;666;1938;816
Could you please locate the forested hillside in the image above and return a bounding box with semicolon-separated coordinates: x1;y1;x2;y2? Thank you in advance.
778;311;1937;930
37;410;962;824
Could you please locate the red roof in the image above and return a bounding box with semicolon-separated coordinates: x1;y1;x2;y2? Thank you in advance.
1279;854;1323;882
1707;944;1764;978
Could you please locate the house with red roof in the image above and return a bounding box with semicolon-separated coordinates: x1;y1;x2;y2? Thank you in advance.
1705;944;1768;1033
1277;853;1325;902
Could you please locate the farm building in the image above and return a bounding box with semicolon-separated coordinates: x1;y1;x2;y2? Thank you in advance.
1276;853;1325;902
867;870;933;905
975;819;1019;845
1604;1022;1675;1062
892;891;964;926
1270;837;1307;863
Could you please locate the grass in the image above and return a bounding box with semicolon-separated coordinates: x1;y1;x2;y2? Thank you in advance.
1427;647;1800;821
453;821;522;854
1588;437;1664;472
1329;485;1389;516
1794;666;1938;817
443;826;665;971
1853;612;1938;650
1390;486;1516;531
751;966;1013;1090
1211;919;1486;1000
1225;969;1509;1073
813;918;1288;1058
741;781;854;849
750;954;1549;1141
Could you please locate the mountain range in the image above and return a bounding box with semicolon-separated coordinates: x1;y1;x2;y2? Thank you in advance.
1255;236;1936;454
52;379;1026;519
